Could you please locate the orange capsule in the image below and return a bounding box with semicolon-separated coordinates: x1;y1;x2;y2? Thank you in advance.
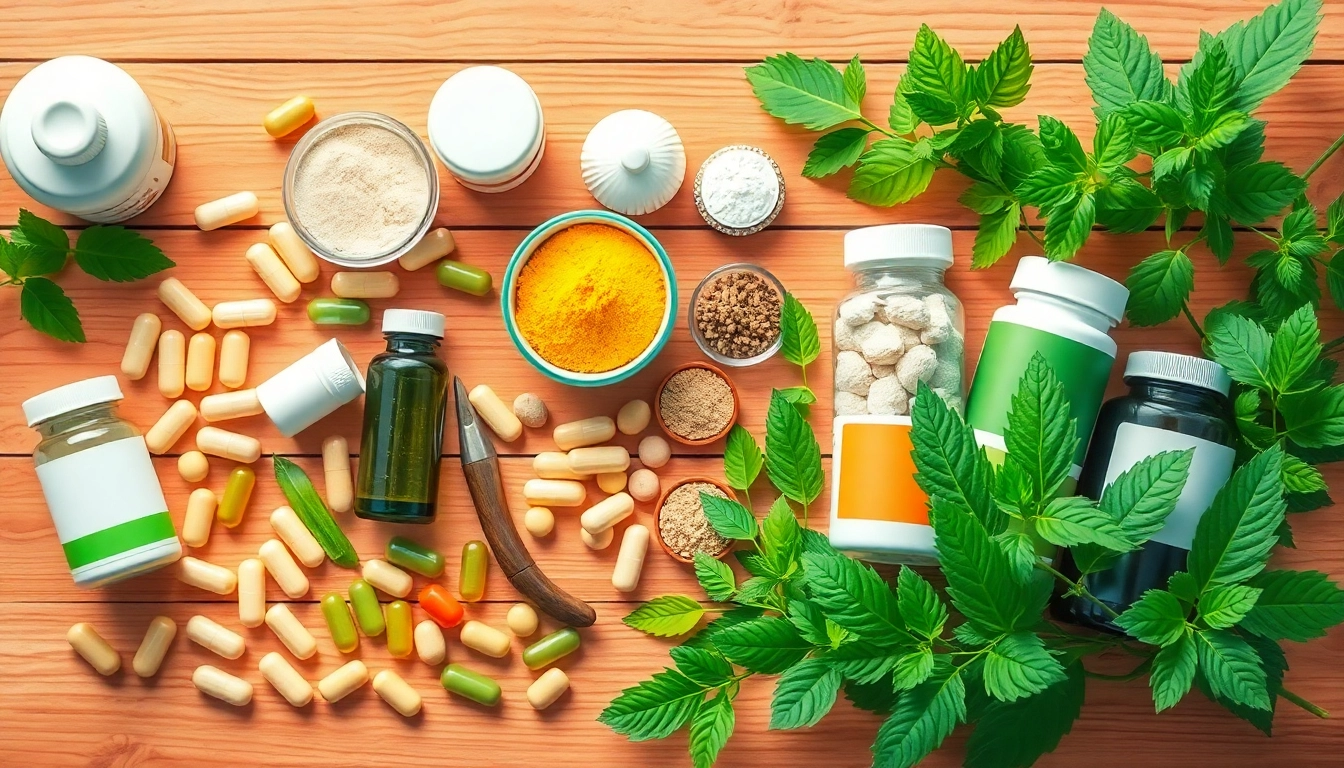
419;584;464;628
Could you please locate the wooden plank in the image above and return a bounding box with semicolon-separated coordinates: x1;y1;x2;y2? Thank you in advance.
1;62;1342;229
4;1;1344;63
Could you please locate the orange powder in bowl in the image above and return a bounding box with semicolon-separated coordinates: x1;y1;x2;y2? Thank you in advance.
514;223;667;373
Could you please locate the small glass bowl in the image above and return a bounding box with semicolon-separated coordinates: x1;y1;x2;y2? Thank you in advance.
282;111;440;268
693;145;786;236
688;262;785;367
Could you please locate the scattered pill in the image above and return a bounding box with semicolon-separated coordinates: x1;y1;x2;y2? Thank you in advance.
157;278;212;331
264;96;316;139
218;330;251;389
178;556;237;595
266;603;317;660
318;660;369;703
307;297;370;326
580;492;635;535
349;579;386;636
260;538;310;599
522;627;581;670
568;446;630;475
613;524;650;593
628;468;660;502
182;488;218;548
218;466;256;528
533;452;586;480
321;592;360;653
196;426;262;463
269;506;325;568
121;313;161;380
553;416;616;451
146;399;197;454
523;506;554;537
268;221;320;283
158;329;186;398
331;271;398;299
507;603;539;637
527;668;571;710
259;651;313;707
617;399;651;435
440;663;501;706
186;615;245;660
193;665;253;706
581;526;614;550
386;600;414;658
362;559;412;598
419;584;464;628
321;435;354;513
212;298;277;329
386;536;444;578
132;616;176;678
67;622;120;675
398;227;456;271
373;669;422;716
468;384;523;441
415;621;447;665
246;242;302;303
523;478;587;507
597;471;628;494
512;392;549;428
459;540;488;602
200;388;264;422
238;558;266;628
435;259;492;296
195;191;259;231
185;332;216;392
178;450;210;483
459;620;511;658
638;435;671;468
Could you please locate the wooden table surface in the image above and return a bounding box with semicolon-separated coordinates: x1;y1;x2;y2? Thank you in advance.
2;2;1342;766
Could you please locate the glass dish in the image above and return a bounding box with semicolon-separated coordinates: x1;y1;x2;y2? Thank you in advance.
688;262;785;367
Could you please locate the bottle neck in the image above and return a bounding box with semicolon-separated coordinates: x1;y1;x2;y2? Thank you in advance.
383;332;441;354
1127;378;1229;415
35;402;119;440
853;265;946;291
1015;290;1116;334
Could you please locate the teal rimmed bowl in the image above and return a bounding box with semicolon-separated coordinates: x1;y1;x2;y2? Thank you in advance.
502;210;678;387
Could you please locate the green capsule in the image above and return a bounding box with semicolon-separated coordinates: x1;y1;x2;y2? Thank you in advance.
435;259;492;297
386;536;445;578
217;466;255;528
522;627;581;670
307;298;370;326
440;663;501;706
459;540;489;602
320;592;360;653
386;600;414;658
348;579;386;636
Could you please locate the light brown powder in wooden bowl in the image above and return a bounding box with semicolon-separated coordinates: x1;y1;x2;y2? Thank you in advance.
657;366;735;442
657;481;731;561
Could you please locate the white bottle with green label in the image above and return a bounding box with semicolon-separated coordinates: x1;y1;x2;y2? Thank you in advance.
23;376;182;588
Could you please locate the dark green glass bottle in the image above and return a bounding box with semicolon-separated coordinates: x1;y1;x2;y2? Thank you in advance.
355;309;448;523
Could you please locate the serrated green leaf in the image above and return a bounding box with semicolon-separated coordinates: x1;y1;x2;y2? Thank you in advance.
1195;628;1271;710
1207;313;1273;389
1150;630;1197;712
849;138;937;206
1212;0;1323;112
727;574;775;604
1043;191;1096;261
1115;589;1189;646
1199;584;1262;629
892;649;935;691
0;240;65;279
689;688;734;768
12;209;70;266
1266;304;1321;393
973;26;1033;108
73;226;174;282
670;645;735;688
1280;452;1326;494
1185;40;1238;135
692;552;736;602
745;53;862;131
768;659;841;730
1188;445;1286;593
623;596;707;638
722;425;764;492
687;606;764;650
1122;101;1186;151
983;632;1068;704
599;668;707;740
896;567;947;641
889;76;919;134
842;55;866;105
802;552;911;646
910;382;1002;532
1219;161;1305;224
1015;165;1082;210
972;204;1022;269
699;493;758;541
1096;176;1163;234
1125;249;1195;327
779;292;820;368
1093;113;1136;171
930;504;1029;635
996;530;1038;583
1074;449;1193;574
1003;353;1076;501
802;127;870;178
1240;569;1344;641
713;616;810;673
787;599;832;646
1203;214;1237;265
20;277;84;343
1034;497;1131;551
960;182;1013;215
1194;111;1252;151
761;495;802;574
905;92;960;127
1169;571;1201;605
872;667;965;768
1280;385;1344;448
964;661;1086;768
1037;115;1087;173
764;389;823;505
1084;9;1171;116
907;24;967;108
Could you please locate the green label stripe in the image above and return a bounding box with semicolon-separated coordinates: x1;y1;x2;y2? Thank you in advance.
63;512;176;570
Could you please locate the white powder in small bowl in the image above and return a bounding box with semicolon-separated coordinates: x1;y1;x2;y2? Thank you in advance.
699;147;781;229
292;121;431;259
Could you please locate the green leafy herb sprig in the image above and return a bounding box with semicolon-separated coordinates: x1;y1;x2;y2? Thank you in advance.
774;291;822;412
0;208;174;342
601;358;1344;767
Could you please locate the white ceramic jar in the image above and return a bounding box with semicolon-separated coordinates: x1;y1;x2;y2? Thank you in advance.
427;66;545;193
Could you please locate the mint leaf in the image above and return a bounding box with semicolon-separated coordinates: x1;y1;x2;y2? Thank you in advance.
1122;101;1185;151
779;292;820;367
1281;385;1344;447
1093;113;1136;171
769;658;842;729
973;26;1032;108
1207;313;1272;389
74;226;174;282
699;493;758;540
1188;445;1286;593
670;645;734;687
872;667;965;768
1016;165;1082;210
842;55;866;105
930;503;1030;635
972;204;1022;269
712;616;810;673
20;277;84;343
764;389;823;505
688;689;734;768
1096;175;1162;233
849;137;937;206
599;668;706;740
1003;353;1075;501
1214;0;1323;112
693;552;736;602
1083;9;1171;116
802;552;911;645
1073;449;1194;574
1266;304;1321;393
892;649;935;691
1280;452;1326;494
1125;249;1195;326
623;596;706;637
775;385;817;410
786;600;832;646
1034;496;1131;551
1;236;66;278
896;567;947;641
722;425;764;492
907;24;967;108
1184;40;1238;135
1203;214;1237;264
910;382;1002;532
1240;569;1344;641
802;127;870;178
1037;115;1087;173
1198;584;1262;629
983;632;1067;702
1195;628;1271;710
1115;589;1188;646
761;495;802;574
905;92;960;127
889;75;919;134
1219;161;1305;224
964;661;1086;768
745;53;862;130
12;209;70;265
1150;630;1197;712
1043;191;1096;261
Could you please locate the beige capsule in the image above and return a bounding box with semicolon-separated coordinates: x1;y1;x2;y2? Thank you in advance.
527;668;571;710
361;559;412;598
269;506;325;568
318;659;369;703
372;669;423;717
212;298;277;329
178;556;237;595
459;620;511;658
414;620;447;665
157;278;212;331
567;446;630;475
200;388;264;422
185;332;216;391
580;492;635;535
192;665;253;706
553;416;616;451
397;227;455;271
178;450;210;483
265;604;317;660
259;538;310;599
581;526;614;550
506;603;539;637
182;488;218;548
331;271;399;299
194;191;258;231
533;452;586;480
268;222;320;283
523;478;587;507
146;399;198;454
132;616;177;678
321;435;353;513
246;242;302;303
186;615;246;660
120;312;161;380
616;399;651;435
612;524;650;593
259;651;313;707
196;426;262;463
157;329;186;398
67;622;120;676
237;558;266;628
218;330;250;389
467;384;523;442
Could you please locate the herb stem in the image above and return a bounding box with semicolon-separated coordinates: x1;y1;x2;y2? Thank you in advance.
1020;211;1046;248
1082;658;1152;682
1180;301;1206;341
1303;130;1344;181
1281;687;1329;718
1247;225;1279;244
1036;561;1121;620
858;116;899;140
1322;335;1344;354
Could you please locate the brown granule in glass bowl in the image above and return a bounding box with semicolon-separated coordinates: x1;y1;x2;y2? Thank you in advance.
694;270;782;359
658;367;735;441
658;482;731;560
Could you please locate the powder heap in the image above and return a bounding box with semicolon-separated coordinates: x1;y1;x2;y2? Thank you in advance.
514;223;666;373
699;147;780;229
694;269;782;358
658;482;731;560
659;366;734;441
292;122;431;258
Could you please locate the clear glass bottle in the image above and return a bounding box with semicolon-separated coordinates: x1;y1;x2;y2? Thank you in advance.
355;310;449;523
23;375;182;587
829;224;965;564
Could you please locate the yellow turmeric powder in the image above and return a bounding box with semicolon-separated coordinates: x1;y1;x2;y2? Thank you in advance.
515;223;666;373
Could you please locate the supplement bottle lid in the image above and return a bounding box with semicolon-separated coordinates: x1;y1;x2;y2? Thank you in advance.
22;375;123;427
581;110;686;216
383;309;446;338
256;339;366;437
844;224;954;270
427;66;543;186
1124;351;1231;396
1009;256;1129;326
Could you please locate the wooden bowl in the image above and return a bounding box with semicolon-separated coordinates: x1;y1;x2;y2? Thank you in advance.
653;476;738;564
654;361;740;446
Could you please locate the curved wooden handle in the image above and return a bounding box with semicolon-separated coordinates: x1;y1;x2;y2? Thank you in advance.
462;458;597;627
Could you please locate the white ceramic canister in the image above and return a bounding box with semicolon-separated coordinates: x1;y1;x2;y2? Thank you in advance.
427;66;545;193
0;56;176;223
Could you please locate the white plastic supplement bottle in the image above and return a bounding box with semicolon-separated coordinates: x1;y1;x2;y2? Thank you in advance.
0;56;177;222
23;376;183;588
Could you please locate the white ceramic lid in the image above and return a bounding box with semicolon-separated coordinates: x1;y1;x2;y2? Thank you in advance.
844;224;954;270
1125;351;1232;396
1010;256;1130;326
427;66;543;186
256;339;366;438
383;308;446;338
581;109;686;216
22;375;124;427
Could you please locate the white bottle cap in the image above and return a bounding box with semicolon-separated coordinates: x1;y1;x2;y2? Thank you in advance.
427;66;544;186
22;375;123;427
256;339;366;438
1124;351;1232;396
382;308;446;338
844;224;954;270
1010;256;1129;327
581;109;686;216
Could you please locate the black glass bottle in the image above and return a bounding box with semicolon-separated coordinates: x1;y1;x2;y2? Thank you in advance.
355;309;448;523
1055;351;1236;633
